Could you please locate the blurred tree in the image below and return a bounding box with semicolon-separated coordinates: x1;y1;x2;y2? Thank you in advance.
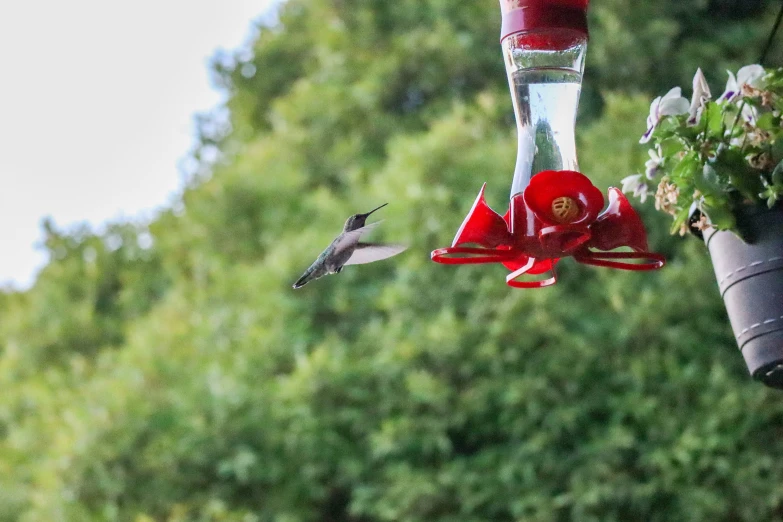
2;1;783;521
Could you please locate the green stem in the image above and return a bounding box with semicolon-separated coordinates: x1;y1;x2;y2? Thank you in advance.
728;99;747;148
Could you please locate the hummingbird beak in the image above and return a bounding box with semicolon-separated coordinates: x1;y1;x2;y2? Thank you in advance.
361;203;388;218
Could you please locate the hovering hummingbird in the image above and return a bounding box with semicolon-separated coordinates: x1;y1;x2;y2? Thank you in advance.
292;203;407;289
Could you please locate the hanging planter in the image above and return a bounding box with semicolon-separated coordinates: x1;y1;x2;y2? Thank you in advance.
623;65;783;388
431;0;664;287
702;203;783;388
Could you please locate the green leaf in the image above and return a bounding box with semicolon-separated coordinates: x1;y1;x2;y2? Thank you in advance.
770;137;783;164
727;168;764;201
657;116;683;133
670;151;699;185
772;159;783;185
669;206;690;234
711;148;764;201
700;201;736;231
706;102;725;138
755;112;776;132
659;138;685;158
693;163;723;198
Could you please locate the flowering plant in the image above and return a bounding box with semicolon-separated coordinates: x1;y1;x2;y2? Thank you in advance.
622;65;783;237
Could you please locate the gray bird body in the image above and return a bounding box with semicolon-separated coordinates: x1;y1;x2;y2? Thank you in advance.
293;204;406;289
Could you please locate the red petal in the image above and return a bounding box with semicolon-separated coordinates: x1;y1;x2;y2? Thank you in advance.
452;183;512;248
589;187;649;252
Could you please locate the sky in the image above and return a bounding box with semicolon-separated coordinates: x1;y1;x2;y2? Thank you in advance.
0;0;275;289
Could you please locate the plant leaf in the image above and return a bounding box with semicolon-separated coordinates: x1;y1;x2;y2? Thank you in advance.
700;201;736;231
659;138;685;158
671;151;699;185
772;159;783;185
755;112;776;132
693;163;723;198
670;206;690;235
706;102;725;138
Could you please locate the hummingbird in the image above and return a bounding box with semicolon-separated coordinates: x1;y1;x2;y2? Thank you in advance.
293;203;407;289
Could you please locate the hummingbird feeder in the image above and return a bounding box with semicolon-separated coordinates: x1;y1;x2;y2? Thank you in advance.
431;0;665;288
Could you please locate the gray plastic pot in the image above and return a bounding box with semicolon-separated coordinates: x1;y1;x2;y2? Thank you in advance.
703;204;783;389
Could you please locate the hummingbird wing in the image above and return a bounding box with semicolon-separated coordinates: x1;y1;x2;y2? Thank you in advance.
343;242;407;265
331;221;382;253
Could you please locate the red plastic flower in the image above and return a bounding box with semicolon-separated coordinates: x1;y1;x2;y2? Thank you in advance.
431;170;664;288
524;170;604;226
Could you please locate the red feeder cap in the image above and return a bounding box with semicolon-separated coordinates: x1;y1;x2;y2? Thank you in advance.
500;0;589;42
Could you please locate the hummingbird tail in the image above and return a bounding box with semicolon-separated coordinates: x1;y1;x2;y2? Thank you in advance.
293;264;319;289
292;274;310;289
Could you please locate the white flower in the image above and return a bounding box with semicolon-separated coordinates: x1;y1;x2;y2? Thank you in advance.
621;174;650;202
640;87;690;144
741;103;758;126
644;146;663;179
718;64;766;103
687;68;712;126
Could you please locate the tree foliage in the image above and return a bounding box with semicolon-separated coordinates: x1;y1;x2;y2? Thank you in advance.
2;1;783;521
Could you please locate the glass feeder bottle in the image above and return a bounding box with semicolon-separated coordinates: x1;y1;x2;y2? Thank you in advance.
499;0;589;198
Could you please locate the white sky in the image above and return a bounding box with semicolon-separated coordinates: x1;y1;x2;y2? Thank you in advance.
0;0;275;289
